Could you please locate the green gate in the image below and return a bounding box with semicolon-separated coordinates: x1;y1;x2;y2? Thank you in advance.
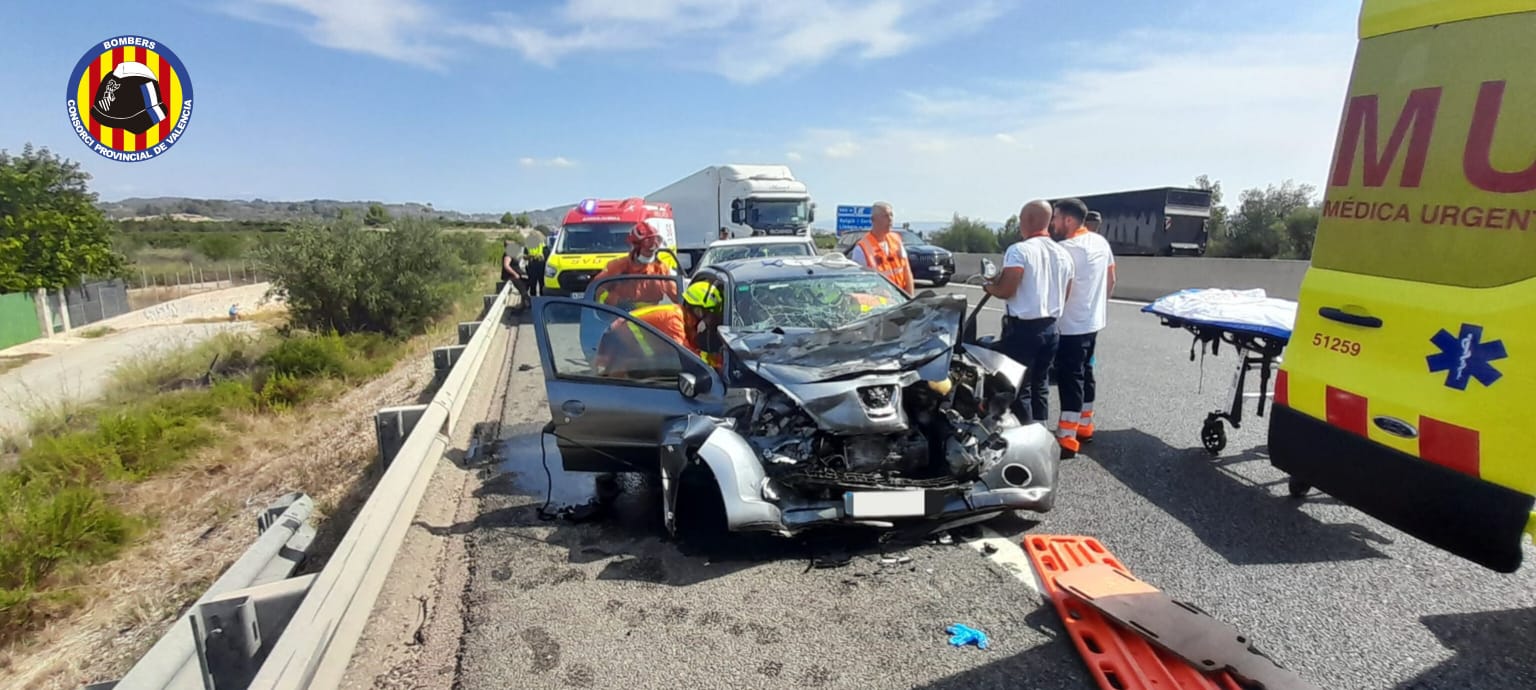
0;292;42;350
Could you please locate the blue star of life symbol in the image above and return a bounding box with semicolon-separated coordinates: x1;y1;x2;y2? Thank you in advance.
1427;323;1507;390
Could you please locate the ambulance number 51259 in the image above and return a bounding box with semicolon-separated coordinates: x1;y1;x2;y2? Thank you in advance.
1312;332;1361;356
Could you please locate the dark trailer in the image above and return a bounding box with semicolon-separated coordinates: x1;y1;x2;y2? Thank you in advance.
1060;187;1214;257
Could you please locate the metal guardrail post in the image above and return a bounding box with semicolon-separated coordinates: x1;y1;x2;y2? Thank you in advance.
456;321;480;345
102;493;316;690
375;405;429;469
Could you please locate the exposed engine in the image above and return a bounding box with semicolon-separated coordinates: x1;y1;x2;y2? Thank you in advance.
735;352;1018;498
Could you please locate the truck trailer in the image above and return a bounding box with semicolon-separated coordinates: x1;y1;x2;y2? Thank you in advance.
1059;187;1214;257
646;164;816;267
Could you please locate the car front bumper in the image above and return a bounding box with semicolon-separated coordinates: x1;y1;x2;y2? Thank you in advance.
692;420;1059;536
910;255;955;282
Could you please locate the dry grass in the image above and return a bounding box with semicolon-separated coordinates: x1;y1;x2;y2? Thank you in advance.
0;278;496;690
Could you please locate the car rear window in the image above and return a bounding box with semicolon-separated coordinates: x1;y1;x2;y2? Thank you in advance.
1309;16;1536;288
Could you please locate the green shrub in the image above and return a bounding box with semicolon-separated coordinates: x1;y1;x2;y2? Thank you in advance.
0;477;134;641
253;217;476;337
256;372;310;412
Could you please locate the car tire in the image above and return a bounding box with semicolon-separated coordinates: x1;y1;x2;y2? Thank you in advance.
932;277;950;288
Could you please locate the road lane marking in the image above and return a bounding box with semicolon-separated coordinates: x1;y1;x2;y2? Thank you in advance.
965;526;1047;603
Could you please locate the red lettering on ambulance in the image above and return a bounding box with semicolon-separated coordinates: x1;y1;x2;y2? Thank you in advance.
1464;80;1536;194
1330;87;1442;188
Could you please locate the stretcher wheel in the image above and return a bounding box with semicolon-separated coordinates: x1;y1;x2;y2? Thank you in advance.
1200;417;1226;455
1287;477;1311;499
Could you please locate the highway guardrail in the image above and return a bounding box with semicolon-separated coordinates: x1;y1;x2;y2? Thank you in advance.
243;280;512;689
97;281;513;690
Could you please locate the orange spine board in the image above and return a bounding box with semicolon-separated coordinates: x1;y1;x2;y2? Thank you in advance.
1022;535;1245;690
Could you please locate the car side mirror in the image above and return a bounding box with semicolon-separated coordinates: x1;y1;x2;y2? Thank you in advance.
679;371;709;398
808;203;816;223
980;258;998;280
731;199;745;225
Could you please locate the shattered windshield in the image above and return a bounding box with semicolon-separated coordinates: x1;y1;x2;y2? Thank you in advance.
730;272;908;331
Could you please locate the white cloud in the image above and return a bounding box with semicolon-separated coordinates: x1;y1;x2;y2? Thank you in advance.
224;0;452;68
823;141;860;159
787;28;1358;222
786;151;803;162
228;0;1009;81
520;156;577;168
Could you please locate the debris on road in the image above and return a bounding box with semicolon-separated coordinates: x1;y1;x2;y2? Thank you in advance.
945;623;990;650
981;543;999;555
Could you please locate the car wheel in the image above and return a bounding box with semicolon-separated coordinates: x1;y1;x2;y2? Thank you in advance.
932;277;950;288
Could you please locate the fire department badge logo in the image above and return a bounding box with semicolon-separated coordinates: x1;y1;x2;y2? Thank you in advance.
65;35;193;162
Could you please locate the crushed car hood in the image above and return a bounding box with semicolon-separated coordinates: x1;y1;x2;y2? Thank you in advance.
719;293;968;385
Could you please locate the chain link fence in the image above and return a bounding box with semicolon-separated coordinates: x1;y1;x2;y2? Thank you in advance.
125;261;272;311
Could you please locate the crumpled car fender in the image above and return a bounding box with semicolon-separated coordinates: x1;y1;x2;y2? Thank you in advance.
684;426;786;534
976;422;1060;512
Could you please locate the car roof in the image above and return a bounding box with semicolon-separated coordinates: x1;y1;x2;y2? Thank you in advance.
706;236;816;248
707;254;869;283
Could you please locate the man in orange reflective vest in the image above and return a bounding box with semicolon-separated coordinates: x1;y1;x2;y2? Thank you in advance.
592;221;679;308
849;202;915;296
592;281;726;377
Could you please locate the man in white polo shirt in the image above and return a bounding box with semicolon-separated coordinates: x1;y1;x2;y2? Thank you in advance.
983;199;1074;428
1051;201;1116;457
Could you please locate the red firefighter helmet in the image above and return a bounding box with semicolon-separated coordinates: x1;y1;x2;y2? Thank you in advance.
628;221;663;254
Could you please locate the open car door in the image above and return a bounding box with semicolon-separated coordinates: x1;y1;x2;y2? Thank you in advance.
530;294;726;474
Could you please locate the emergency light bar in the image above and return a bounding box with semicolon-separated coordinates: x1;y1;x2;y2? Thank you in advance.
579;198;598;214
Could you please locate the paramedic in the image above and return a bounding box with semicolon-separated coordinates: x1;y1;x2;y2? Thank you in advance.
525;233;547;298
850;202;915;296
592;222;679;308
1052;201;1116;457
984;199;1074;428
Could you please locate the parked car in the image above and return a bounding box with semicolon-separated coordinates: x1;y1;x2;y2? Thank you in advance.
528;253;1059;542
835;230;955;287
692;236;818;274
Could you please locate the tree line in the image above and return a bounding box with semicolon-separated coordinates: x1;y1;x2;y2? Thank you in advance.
925;174;1323;260
0;144;504;337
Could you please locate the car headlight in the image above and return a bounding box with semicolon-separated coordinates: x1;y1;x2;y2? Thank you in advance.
545;264;557;278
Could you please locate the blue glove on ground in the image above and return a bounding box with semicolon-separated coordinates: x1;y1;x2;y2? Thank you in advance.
946;623;990;649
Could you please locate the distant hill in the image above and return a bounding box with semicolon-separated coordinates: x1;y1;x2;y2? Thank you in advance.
97;196;573;227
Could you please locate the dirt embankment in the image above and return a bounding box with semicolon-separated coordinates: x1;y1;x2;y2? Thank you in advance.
0;327;450;690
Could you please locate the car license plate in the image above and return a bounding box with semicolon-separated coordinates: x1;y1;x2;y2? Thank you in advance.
844;490;926;518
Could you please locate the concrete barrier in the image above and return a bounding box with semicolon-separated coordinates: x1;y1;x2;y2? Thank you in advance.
949;253;1312;302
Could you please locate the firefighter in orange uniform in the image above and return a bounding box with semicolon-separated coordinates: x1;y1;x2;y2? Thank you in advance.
593;281;726;378
850;202;915;296
592;221;679;308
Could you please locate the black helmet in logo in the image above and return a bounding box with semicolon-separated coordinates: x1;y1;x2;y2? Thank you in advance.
90;62;167;135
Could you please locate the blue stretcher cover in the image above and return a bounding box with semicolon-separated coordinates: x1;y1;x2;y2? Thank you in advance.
1140;288;1297;342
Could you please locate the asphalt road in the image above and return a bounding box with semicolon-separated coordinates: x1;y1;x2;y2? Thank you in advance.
458;287;1536;690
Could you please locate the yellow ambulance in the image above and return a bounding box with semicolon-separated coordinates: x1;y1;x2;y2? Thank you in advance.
1271;0;1536;573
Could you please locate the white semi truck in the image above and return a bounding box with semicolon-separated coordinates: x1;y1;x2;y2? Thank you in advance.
646;164;816;267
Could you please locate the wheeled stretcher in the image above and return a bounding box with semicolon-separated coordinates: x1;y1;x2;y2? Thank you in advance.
1140;289;1297;455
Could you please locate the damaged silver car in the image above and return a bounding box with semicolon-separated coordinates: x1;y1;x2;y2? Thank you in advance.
530;254;1059;540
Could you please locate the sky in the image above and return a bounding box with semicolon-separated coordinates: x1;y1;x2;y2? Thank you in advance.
1;0;1364;223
